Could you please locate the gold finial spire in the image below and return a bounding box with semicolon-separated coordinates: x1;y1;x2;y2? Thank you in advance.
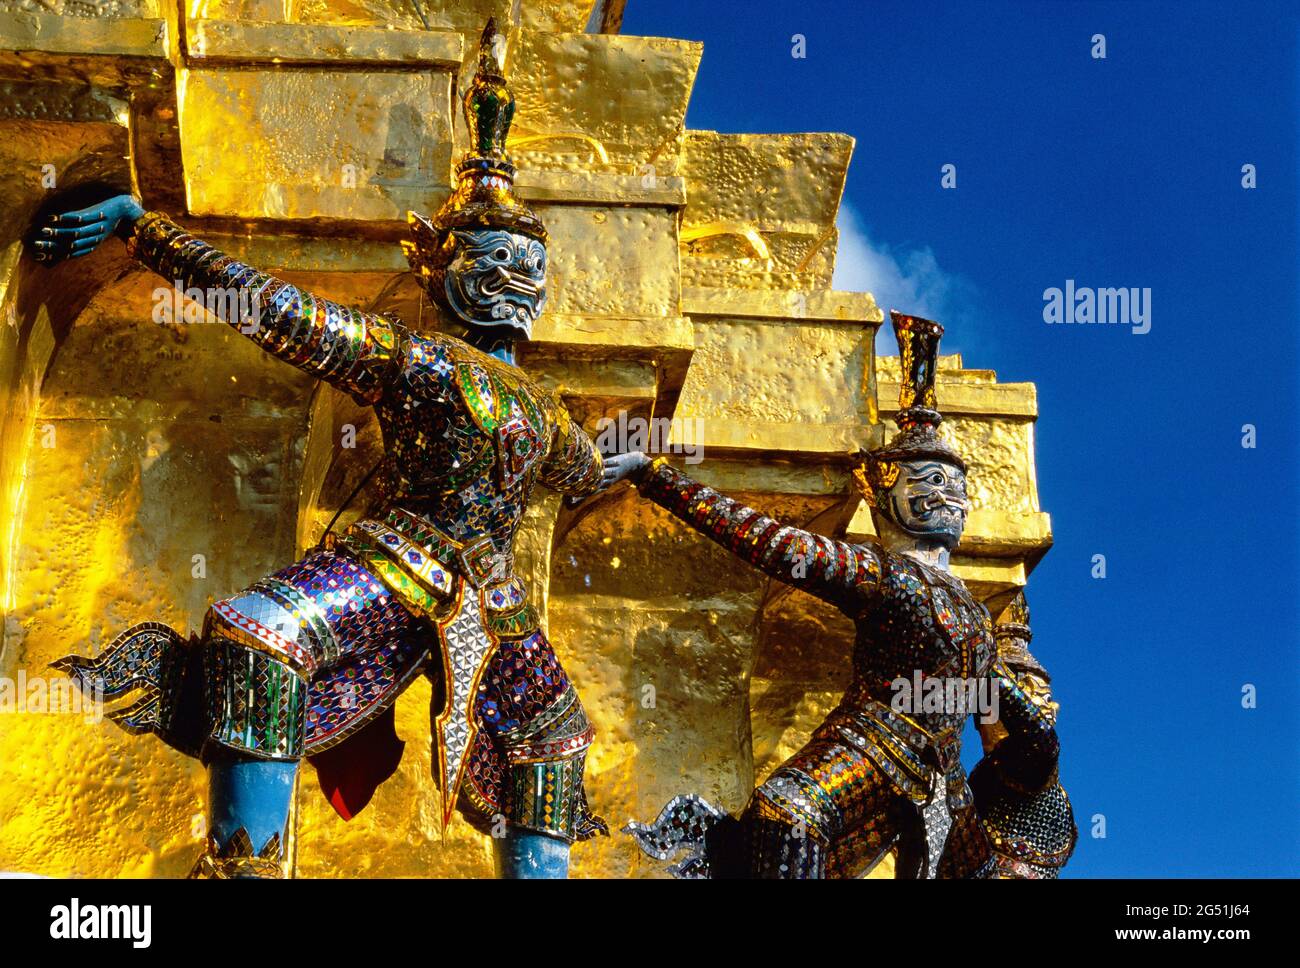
464;18;514;162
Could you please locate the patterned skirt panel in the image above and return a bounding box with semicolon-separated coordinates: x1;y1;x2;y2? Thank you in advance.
459;628;604;842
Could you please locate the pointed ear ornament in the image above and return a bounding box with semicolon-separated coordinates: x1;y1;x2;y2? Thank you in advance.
853;458;899;513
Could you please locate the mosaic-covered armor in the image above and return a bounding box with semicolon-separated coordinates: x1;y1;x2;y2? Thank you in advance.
626;460;1055;877
625;312;1058;878
51;20;607;879
971;594;1077;878
58;215;607;867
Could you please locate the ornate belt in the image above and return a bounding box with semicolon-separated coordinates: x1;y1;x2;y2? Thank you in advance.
823;698;970;810
341;507;512;596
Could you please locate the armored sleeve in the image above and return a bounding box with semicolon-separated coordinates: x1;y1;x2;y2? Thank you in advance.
536;402;604;496
635;459;884;611
130;211;402;404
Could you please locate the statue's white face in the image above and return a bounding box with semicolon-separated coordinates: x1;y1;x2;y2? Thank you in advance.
885;459;969;549
443;228;547;338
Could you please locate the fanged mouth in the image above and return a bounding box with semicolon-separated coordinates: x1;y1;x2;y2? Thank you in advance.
479;266;542;298
490;300;535;324
917;492;969;514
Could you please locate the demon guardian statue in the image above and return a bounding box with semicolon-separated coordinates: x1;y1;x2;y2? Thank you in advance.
42;21;619;880
609;312;1075;878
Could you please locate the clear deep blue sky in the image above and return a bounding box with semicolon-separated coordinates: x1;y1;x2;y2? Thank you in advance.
623;0;1299;876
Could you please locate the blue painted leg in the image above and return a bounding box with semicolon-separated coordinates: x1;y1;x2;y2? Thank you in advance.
200;755;298;878
493;827;571;879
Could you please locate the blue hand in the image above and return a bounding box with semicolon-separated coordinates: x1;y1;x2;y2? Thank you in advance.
30;194;144;264
598;450;649;492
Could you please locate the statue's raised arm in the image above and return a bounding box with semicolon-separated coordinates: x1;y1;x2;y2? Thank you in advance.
630;457;886;613
33;194;402;405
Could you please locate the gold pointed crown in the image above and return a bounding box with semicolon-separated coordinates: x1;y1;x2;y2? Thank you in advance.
854;311;967;512
403;19;547;282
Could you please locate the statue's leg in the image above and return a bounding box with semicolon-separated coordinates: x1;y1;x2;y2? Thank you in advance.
738;737;901;879
492;827;572;879
192;630;306;878
471;628;606;879
194;544;427;878
203;755;298;878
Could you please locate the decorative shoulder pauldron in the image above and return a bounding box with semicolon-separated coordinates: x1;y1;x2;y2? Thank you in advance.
433;338;554;490
456;359;503;433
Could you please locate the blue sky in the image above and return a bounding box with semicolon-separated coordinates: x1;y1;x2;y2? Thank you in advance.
623;0;1300;876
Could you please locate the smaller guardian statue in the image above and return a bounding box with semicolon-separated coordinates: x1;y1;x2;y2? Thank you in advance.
971;593;1077;878
608;312;1069;878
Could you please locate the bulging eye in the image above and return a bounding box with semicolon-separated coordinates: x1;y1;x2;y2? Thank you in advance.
929;473;944;485
493;246;510;261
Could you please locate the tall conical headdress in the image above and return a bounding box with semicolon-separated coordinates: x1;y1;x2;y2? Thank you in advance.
994;591;1033;643
403;19;547;281
855;311;966;511
993;591;1049;683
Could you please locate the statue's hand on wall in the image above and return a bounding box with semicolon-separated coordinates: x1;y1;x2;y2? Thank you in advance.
598;451;651;492
30;194;145;264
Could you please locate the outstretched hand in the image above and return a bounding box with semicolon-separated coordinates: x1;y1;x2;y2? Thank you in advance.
30;194;144;264
599;451;651;492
